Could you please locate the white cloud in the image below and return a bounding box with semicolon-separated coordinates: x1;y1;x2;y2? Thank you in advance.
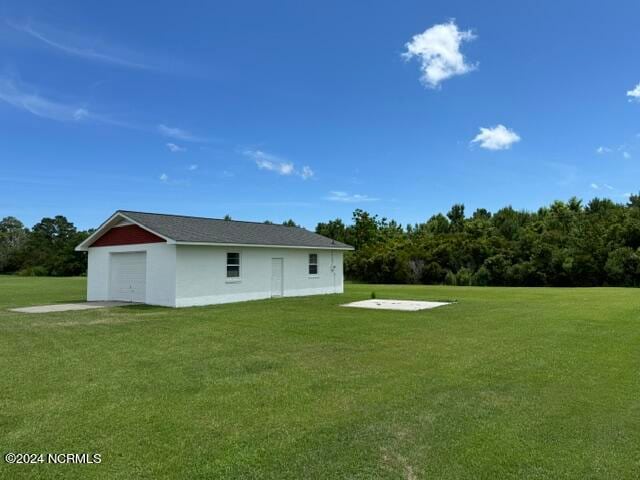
188;164;198;171
243;149;314;179
402;20;477;88
159;173;168;182
256;157;294;175
604;183;614;190
596;146;612;154
326;191;378;203
166;142;186;153
7;21;150;70
627;83;640;102
158;124;207;142
300;166;314;180
471;124;521;150
590;183;600;190
623;151;631;159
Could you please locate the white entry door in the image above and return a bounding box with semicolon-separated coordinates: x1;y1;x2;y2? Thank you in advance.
109;252;147;303
271;258;284;297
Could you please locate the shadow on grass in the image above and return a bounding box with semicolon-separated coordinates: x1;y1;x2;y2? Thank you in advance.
52;299;86;305
119;304;164;311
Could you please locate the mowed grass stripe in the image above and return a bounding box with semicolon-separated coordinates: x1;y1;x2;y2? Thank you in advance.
1;276;639;479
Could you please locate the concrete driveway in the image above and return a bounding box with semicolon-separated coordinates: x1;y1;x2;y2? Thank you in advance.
10;301;132;314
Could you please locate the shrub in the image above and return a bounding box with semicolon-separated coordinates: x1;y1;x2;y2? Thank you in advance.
482;254;511;286
18;265;48;277
444;270;457;286
404;258;425;284
421;261;445;284
471;265;491;286
456;267;472;286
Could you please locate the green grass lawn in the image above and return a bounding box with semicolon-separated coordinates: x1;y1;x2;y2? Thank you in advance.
1;276;639;479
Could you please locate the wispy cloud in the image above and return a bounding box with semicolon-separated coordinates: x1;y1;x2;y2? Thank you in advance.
471;124;520;150
544;161;578;187
0;75;115;124
166;142;186;153
300;165;314;180
598;138;639;159
591;182;617;193
157;172;190;186
242;149;314;180
0;75;163;135
214;200;313;209
7;20;151;70
256;156;294;175
0;75;218;152
627;83;640;102
326;191;378;203
402;20;477;89
188;164;198;171
158;124;209;143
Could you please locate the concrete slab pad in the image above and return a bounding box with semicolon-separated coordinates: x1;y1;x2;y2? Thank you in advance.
342;299;452;312
9;301;132;314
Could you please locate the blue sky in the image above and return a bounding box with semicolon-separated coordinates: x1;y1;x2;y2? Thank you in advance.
1;0;639;230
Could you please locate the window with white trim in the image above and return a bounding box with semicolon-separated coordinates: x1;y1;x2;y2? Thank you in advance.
308;253;318;275
227;252;240;278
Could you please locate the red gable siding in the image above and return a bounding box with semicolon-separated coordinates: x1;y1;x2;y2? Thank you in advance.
90;224;165;247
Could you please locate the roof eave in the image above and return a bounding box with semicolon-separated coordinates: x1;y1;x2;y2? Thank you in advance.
173;241;354;251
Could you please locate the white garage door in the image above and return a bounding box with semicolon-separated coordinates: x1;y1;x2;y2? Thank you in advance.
109;252;147;303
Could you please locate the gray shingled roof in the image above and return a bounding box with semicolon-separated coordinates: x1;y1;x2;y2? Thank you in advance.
119;211;353;249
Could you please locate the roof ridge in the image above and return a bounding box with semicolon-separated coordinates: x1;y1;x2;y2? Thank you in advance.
118;210;311;230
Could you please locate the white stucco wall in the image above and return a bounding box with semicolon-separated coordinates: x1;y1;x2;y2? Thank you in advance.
87;243;345;308
174;245;344;307
87;243;177;307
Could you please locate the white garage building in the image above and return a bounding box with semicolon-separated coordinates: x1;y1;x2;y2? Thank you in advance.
76;210;353;307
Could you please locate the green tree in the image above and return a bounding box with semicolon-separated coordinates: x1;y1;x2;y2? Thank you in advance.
22;216;88;276
605;247;639;286
350;210;379;249
424;214;449;235
0;216;28;273
447;204;465;232
316;219;348;244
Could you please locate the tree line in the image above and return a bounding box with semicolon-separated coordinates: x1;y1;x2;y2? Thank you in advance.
0;216;89;276
3;195;640;286
316;195;640;287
